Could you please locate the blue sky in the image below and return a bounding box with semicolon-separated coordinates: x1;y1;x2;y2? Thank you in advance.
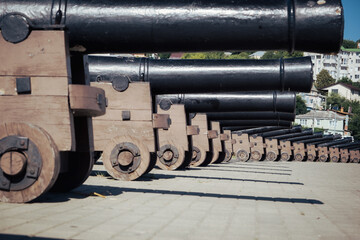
343;0;360;41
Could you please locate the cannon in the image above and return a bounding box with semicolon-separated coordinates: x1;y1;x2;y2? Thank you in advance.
207;112;295;122
329;141;360;163
89;55;309;175
248;126;302;161
349;148;360;163
279;132;323;161
0;0;344;53
89;56;313;93
156;92;296;167
317;138;352;162
231;126;285;162
265;129;313;161
292;135;341;162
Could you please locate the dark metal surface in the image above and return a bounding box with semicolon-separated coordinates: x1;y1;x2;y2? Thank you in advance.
156;92;295;113
333;141;360;149
110;142;141;173
0;136;42;191
233;126;284;135
0;0;344;53
252;126;301;138
218;120;292;128
204;112;295;122
268;129;313;140
88;56;313;93
317;137;352;147
280;132;323;143
295;135;341;145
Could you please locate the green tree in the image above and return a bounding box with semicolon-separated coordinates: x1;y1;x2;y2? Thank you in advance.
342;39;357;49
261;51;303;59
158;53;171;59
349;110;360;140
296;95;308;115
182;52;225;59
225;52;250;59
337;77;352;85
315;69;335;90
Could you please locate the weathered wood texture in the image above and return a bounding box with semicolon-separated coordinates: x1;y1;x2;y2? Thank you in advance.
91;82;155;152
0;122;60;203
210;122;222;164
265;138;279;161
232;133;250;161
249;135;264;161
293;143;306;161
279;140;292;161
0;31;75;151
69;85;106;117
190;114;210;166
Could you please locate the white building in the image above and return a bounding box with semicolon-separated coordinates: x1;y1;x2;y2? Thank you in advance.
295;110;350;137
249;51;266;59
323;83;360;101
304;47;360;81
298;86;326;110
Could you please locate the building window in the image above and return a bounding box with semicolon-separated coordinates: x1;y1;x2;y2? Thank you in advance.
355;75;359;79
332;89;338;94
356;59;360;64
341;66;348;70
316;55;321;59
325;55;331;59
317;119;321;126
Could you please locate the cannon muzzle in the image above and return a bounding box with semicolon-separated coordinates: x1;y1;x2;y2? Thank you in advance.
88;56;313;93
156;92;295;113
0;0;343;53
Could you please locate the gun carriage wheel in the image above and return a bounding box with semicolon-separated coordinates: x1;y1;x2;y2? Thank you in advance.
0;122;60;203
102;136;151;181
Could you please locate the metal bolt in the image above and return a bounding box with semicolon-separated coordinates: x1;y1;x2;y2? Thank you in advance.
30;169;35;175
20;140;25;146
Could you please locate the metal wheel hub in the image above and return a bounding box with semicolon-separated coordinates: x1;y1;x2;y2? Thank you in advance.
158;145;179;166
110;142;141;173
280;152;289;161
319;155;327;162
237;150;249;161
250;151;261;161
191;146;201;163
331;156;338;162
0;136;42;191
307;154;315;162
266;151;277;161
294;153;303;161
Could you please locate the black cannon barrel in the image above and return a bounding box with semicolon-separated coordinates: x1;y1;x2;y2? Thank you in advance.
233;126;284;135
224;126;284;132
252;126;301;138
318;138;352;147
88;56;313;93
332;141;360;149
218;120;292;128
206;112;295;122
157;92;295;113
0;0;344;53
282;132;323;143
269;129;313;140
296;135;340;145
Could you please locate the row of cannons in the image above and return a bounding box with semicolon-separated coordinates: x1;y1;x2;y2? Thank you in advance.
0;0;346;203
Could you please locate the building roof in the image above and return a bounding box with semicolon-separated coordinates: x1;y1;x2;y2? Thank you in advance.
169;53;183;59
323;82;360;92
296;110;346;120
341;46;360;53
249;51;266;58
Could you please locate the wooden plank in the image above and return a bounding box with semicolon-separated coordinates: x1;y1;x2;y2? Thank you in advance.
0;31;70;77
0;77;69;96
0;95;74;151
69;85;106;117
157;104;189;152
223;130;233;154
90;82;152;110
191;114;209;152
93;120;155;152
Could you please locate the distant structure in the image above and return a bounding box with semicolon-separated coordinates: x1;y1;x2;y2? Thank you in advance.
322;83;360;101
304;47;360;81
249;51;266;59
169;53;183;59
298;86;326;110
295;110;351;137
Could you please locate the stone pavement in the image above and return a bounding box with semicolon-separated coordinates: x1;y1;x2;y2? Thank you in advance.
0;160;359;240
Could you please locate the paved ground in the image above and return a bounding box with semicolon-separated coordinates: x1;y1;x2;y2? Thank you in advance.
0;160;359;240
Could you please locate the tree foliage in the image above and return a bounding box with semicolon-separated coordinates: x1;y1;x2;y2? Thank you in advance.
296;95;308;115
337;77;352;85
181;52;250;60
158;53;171;59
315;69;335;90
342;39;357;49
349;111;360;140
260;51;303;59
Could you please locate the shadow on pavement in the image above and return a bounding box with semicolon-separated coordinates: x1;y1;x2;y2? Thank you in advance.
205;164;293;172
0;233;64;240
148;173;303;185
38;185;323;205
198;168;292;176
